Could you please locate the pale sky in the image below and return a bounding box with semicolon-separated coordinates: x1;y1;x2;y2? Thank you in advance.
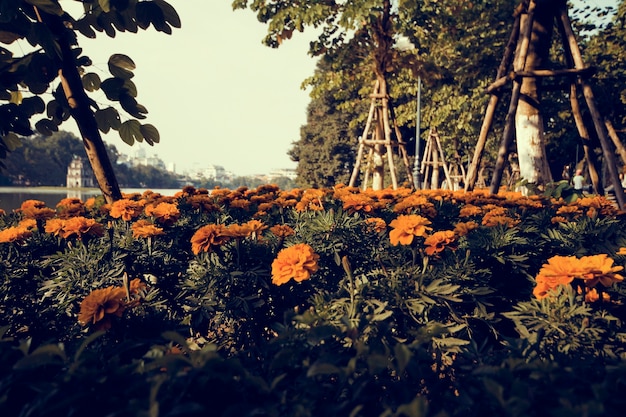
13;1;618;177
59;1;319;176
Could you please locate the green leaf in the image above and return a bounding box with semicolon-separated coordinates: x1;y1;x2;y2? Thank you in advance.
21;96;46;116
155;0;181;28
394;343;412;375
2;133;22;151
119;119;142;145
306;362;341;377
120;93;147;119
82;72;102;92
95;107;121;133
35;118;59;136
99;0;111;13
108;54;135;79
9;91;22;104
13;343;67;370
100;77;125;100
24;0;63;16
140;123;160;145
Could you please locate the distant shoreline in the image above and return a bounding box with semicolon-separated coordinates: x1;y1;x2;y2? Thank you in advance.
0;186;101;194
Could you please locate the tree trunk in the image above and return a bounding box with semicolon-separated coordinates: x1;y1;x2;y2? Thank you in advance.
515;6;554;190
45;11;122;204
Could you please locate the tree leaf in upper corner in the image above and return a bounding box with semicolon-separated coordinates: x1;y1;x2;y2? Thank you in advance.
155;0;181;28
140;123;159;145
24;0;63;16
119;119;142;145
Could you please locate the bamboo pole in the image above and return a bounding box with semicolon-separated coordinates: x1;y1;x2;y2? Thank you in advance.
489;0;537;195
349;81;380;187
465;6;522;191
559;6;625;208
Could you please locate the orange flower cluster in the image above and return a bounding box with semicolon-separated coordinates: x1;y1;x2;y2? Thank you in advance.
45;217;105;240
131;219;164;239
424;230;457;256
18;200;56;221
109;199;145;221
389;214;432;246
365;217;387;233
271;243;320;285
191;224;231;255
56;198;85;218
145;202;180;226
453;221;479;236
533;254;624;299
0;225;33;243
78;278;146;331
392;194;437;217
269;224;296;238
190;220;269;254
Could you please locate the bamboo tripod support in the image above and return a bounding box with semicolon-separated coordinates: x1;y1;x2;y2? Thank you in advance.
348;79;414;190
464;0;625;209
420;127;453;190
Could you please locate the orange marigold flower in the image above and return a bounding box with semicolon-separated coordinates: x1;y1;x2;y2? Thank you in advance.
458;204;483;218
78;286;128;331
244;219;267;238
393;194;437;217
424;230;457;256
109;199;145;221
18;218;37;230
145;202;180;226
45;218;66;237
341;194;374;214
269;224;295;238
583;287;611;303
229;198;251;210
19;199;56;220
556;205;582;216
0;226;33;243
551;216;568;224
129;278;147;295
365;217;387;233
61;216;105;239
534;255;579;296
577;254;624;288
56;197;85;218
190;224;231;255
271;243;320;286
132;219;164;239
84;197;97;210
226;223;253;238
617;247;626;256
481;214;519;228
389;214;432;246
453;221;479;236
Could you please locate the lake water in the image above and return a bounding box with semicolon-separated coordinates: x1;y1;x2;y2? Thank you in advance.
0;187;183;212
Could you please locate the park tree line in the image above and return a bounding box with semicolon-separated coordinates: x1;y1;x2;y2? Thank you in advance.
0;130;297;190
1;1;625;198
0;131;180;188
281;0;626;190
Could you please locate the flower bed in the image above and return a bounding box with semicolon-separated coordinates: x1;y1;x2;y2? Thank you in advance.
1;185;626;416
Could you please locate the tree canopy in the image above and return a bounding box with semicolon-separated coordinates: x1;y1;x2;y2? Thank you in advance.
0;0;180;201
238;0;624;189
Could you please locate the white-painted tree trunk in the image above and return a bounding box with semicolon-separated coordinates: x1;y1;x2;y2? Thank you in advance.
514;8;554;191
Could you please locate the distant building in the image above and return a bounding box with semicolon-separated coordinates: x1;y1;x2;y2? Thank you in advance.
66;155;95;188
268;168;297;181
200;164;228;182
